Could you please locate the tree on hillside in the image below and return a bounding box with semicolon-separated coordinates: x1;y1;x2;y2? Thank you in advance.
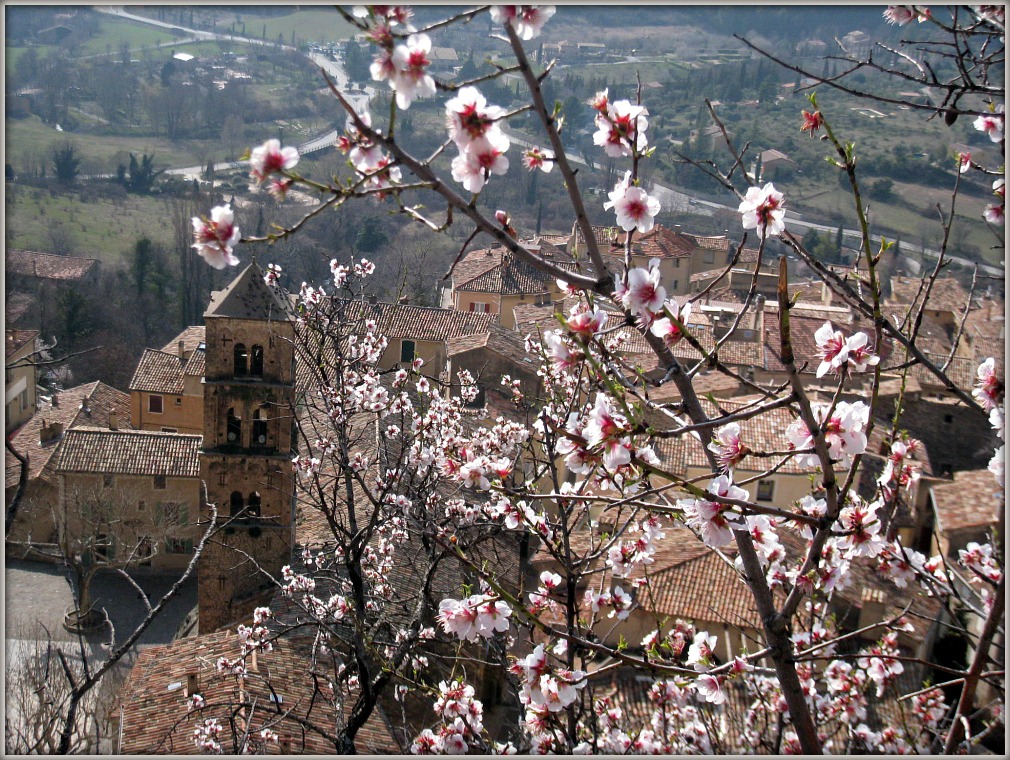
173;5;1003;755
50;140;81;185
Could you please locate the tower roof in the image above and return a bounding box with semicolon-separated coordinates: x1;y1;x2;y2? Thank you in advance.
204;262;293;321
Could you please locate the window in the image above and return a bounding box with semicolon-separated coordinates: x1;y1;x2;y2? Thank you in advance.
672;279;679;290
247;492;262;518
252;409;268;446
157;502;188;526
230;491;244;517
93;534;115;562
149;395;164;414
757;479;775;502
153;475;167;490
234;343;248;376
468;301;491;313
226;408;242;444
175;397;182;406
161;427;178;433
166;537;194;554
103;473;114;488
138;500;146;512
250;345;264;376
704;250;716;264
675;259;681;268
400;339;416;363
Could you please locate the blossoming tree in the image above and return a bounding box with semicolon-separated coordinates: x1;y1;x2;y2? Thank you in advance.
185;5;1004;755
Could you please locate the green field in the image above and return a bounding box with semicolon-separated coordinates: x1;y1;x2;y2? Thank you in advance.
4;184;177;264
5;115;222;172
214;8;356;47
78;16;185;55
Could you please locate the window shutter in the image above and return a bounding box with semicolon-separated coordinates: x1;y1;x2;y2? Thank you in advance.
484;303;490;313
469;302;475;312
179;504;189;526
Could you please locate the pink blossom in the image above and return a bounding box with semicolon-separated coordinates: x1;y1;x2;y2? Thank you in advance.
883;6;930;25
973;357;1003;410
445;86;505;149
522;147;554;173
588;89;609;115
695;673;726;704
620;262;666;316
451;133;510;193
738;183;786;238
649;298;692;347
837;498;885;558
707;422;749;471
263;263;282;286
800;109;823;136
564;305;607;339
984;177;1005;224
192;205;240;269
958;151;972;173
604;172;660;233
680;474;748;547
265;177;294;201
249;138;299;187
593;100;649;158
490;6;557;40
686;630;718;671
973;105;1004;143
390;33;436;109
785;400;869;466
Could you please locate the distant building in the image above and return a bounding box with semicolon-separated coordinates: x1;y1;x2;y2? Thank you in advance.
6;328;39;434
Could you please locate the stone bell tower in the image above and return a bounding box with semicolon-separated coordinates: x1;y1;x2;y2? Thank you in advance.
198;262;296;632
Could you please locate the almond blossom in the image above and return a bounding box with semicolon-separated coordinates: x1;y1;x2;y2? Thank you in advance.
248;138;299;187
490;6;557;40
451;132;510;193
680;474;749;547
973;104;1004;142
603;172;661;233
649;298;693;348
984;177;1005;224
973;356;1003;410
445;86;505;149
814;321;879;377
619;260;666;316
836;497;886;558
522;147;554;172
738;182;786;239
593;99;650;158
800;109;824;136
785;400;869;467
707;422;749;471
389;33;436;109
192;204;240;269
883;6;930;25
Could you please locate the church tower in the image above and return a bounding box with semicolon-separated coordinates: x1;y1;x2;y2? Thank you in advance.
198;262;296;632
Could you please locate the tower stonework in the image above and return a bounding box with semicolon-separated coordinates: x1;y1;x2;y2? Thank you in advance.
198;263;296;633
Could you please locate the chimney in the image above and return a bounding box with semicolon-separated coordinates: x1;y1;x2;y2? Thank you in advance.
178;340;186;360
52;392;59;408
40;420;64;445
186;672;200;696
858;587;887;636
109;411;119;431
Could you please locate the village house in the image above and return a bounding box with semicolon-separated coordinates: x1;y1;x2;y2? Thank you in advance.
6;328;39;434
53;427;203;571
5;381;132;545
127;332;206;435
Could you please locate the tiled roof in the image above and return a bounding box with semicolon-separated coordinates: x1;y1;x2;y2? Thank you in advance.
5;249;99;281
205;262;294;321
161;325;207;357
128;349;185;394
450;247;505;290
343;299;498;342
905;352;976;391
682;232;731;252
5;328;39;355
888;276;972;315
116;630;401;754
55;428;201;477
5;381;133;489
604;224;696;260
184;348;206;377
931;469;1002;534
456;252;554;295
447;323;532;366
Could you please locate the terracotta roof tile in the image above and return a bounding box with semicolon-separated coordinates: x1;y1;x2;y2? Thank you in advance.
888;276;972;316
55;428;202;477
931;469;1002;534
347;299;498;342
161;325;207;358
447;324;532;366
6;328;39;354
5;291;35;324
5;381;132;489
128;349;186;394
116;630;401;754
5;249;99;281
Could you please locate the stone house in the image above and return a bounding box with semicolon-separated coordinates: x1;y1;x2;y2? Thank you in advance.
6;328;39;434
53;427;203;571
128;342;206;435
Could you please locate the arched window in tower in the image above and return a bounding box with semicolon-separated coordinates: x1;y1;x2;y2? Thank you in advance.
229;491;244;517
247;491;262;518
250;345;264;376
226;408;242;445
252;408;269;447
234;343;248;376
